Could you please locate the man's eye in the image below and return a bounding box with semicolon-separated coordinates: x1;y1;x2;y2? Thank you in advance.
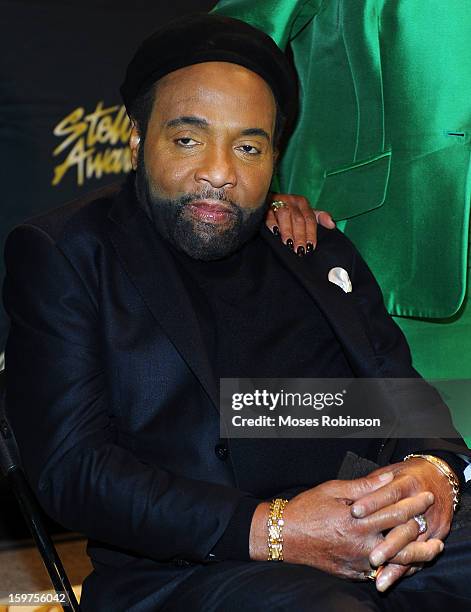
175;138;198;147
238;144;260;155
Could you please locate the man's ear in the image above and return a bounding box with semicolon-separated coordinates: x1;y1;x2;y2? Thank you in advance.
129;122;141;170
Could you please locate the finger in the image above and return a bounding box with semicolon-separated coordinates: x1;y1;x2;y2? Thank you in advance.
302;214;317;251
363;491;434;538
289;205;308;255
376;560;426;592
344;471;394;500
368;506;433;567
270;193;312;252
351;473;416;518
273;206;295;249
286;195;317;251
388;539;444;566
265;208;280;235
314;210;336;229
375;563;409;592
405;563;424;577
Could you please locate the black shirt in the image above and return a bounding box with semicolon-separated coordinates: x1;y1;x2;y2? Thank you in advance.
170;234;387;559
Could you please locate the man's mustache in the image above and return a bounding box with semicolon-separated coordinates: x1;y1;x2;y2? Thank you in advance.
179;188;237;209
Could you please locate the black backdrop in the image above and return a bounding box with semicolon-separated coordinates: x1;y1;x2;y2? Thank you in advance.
0;0;217;350
0;0;217;545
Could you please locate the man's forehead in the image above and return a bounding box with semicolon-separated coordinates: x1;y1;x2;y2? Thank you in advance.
154;61;275;97
150;62;276;127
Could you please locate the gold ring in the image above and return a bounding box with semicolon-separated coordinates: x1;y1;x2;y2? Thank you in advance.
364;568;378;581
271;200;287;212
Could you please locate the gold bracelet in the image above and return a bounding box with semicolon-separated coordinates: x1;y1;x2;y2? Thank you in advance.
403;454;460;511
267;498;289;561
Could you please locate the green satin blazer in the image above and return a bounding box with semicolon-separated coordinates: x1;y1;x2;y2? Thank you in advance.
214;0;471;319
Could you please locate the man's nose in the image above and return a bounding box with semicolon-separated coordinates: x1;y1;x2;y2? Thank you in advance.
194;147;237;189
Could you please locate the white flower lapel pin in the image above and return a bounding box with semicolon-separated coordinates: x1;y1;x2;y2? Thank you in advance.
328;267;352;293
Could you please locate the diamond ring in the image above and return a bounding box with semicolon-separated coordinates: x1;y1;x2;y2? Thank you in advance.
413;514;428;534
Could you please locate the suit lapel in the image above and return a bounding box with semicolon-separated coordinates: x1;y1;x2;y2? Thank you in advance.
261;227;380;376
107;184;219;410
106;181;379;408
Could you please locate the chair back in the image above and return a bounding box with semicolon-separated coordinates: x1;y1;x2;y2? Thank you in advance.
0;369;80;611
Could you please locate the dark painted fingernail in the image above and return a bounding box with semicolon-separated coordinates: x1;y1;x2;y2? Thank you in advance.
306;242;314;253
297;246;305;257
286;238;294;249
272;225;280;236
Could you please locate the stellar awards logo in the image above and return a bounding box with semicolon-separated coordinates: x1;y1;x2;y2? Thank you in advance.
52;101;132;187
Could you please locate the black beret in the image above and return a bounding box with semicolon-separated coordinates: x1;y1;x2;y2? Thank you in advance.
120;13;297;123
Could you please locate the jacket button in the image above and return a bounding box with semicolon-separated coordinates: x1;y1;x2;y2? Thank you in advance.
215;443;228;460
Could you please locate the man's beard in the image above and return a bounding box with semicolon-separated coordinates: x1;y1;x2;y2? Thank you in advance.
135;159;268;261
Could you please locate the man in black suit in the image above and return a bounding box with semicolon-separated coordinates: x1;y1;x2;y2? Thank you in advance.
4;14;471;612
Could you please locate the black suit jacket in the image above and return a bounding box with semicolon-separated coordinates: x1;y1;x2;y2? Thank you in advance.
3;179;469;609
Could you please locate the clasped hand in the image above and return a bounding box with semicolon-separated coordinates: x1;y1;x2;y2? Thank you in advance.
262;194;455;588
281;458;454;591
